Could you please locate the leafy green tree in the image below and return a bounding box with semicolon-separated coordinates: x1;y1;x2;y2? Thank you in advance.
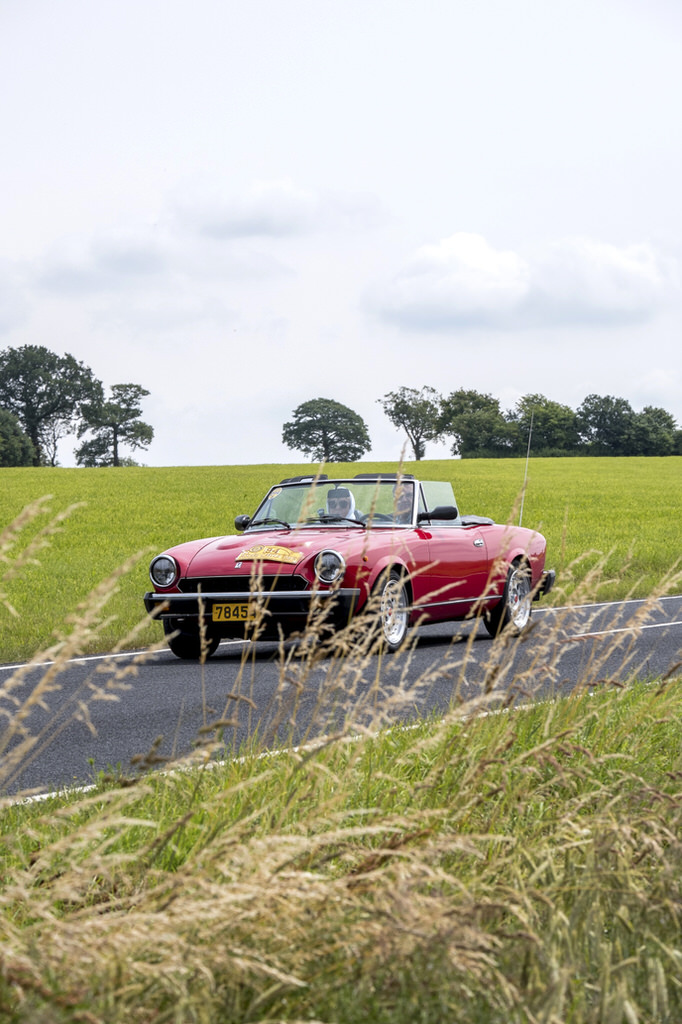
577;394;636;455
0;408;35;466
377;386;440;460
282;398;371;462
674;429;682;456
0;344;102;465
630;406;677;456
437;389;512;458
507;393;581;455
75;384;154;467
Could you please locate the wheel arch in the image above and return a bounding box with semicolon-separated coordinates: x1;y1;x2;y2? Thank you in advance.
503;546;540;589
364;557;414;606
484;555;533;638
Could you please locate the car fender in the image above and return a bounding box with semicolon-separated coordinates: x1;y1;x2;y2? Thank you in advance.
493;534;546;590
361;555;414;606
150;537;225;591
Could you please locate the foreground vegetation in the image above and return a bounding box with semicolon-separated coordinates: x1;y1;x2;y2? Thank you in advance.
2;668;682;1023
2;456;681;663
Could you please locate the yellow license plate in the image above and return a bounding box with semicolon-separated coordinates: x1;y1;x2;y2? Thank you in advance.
211;603;256;622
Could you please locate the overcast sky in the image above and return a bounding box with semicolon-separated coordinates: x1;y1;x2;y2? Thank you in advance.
1;0;680;466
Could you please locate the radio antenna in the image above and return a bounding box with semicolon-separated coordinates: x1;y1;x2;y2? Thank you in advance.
519;409;534;527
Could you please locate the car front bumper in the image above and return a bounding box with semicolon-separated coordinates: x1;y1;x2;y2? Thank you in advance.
144;588;362;636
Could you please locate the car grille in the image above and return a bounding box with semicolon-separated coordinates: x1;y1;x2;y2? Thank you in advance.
178;575;310;594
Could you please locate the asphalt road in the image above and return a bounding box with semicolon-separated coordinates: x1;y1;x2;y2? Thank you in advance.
3;594;681;797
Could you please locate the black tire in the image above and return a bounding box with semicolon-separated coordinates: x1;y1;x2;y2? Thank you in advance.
484;561;532;638
163;620;220;660
372;570;410;652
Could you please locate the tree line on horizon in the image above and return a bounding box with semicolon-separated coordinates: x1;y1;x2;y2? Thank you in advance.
282;389;682;462
2;346;680;467
0;345;153;468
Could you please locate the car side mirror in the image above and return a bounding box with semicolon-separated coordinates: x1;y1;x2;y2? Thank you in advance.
417;505;459;524
234;514;251;531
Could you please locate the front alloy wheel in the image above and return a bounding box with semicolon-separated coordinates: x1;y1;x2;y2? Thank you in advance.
485;562;532;637
376;570;409;652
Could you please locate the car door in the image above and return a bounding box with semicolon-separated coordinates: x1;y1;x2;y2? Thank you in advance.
415;482;492;622
420;524;491;621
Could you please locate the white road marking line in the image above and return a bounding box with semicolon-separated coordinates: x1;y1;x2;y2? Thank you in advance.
0;650;151;673
569;620;682;640
0;639;247;673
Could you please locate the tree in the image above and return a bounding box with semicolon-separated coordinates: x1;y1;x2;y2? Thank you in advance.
630;406;677;456
507;393;581;455
577;394;636;455
0;408;35;466
674;429;682;456
282;398;371;462
0;345;102;465
377;386;440;460
437;389;513;458
75;384;154;467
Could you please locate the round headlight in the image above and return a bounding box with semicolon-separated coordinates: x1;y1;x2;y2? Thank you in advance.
150;555;179;588
314;549;346;585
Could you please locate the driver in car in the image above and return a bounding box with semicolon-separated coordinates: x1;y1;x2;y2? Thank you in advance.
326;487;362;521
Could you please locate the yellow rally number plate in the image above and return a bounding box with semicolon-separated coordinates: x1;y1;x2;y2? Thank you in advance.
211;603;256;623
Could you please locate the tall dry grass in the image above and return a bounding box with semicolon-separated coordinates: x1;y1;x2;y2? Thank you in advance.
0;501;681;1023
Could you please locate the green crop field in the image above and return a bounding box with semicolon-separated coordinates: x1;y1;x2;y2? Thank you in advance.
1;456;681;663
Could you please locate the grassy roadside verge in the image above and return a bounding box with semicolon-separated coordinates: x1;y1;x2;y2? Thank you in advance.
2;677;682;1023
2;456;681;663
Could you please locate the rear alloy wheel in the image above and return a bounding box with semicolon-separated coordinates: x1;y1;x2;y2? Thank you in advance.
374;570;410;652
484;562;532;638
163;620;220;660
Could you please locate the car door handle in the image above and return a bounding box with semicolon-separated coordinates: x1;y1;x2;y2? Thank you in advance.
473;538;484;547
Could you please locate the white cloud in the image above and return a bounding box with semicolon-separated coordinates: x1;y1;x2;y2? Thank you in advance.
525;237;673;326
174;179;319;239
32;180;381;307
21;180;386;343
370;233;530;329
39;228;167;293
371;233;676;331
171;178;386;240
92;290;237;336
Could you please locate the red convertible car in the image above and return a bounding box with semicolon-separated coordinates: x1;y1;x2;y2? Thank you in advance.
144;473;555;659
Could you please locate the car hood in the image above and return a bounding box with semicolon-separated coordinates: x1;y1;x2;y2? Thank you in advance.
174;527;369;578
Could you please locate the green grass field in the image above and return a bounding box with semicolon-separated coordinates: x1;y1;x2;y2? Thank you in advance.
1;456;681;662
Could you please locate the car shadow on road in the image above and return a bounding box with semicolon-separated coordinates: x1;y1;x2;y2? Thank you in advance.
207;623;492;661
144;621;494;667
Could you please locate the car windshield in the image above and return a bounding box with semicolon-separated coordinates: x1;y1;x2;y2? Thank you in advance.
249;478;418;529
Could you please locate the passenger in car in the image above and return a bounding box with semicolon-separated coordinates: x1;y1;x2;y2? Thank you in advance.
393;482;414;523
